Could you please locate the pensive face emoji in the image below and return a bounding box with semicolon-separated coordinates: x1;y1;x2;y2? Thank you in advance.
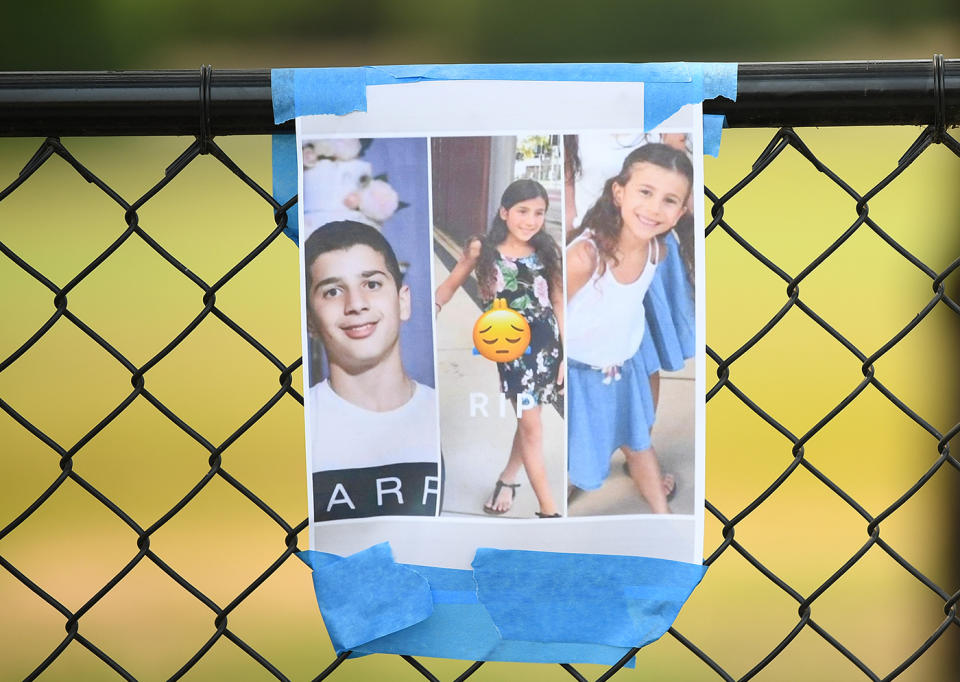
472;299;531;363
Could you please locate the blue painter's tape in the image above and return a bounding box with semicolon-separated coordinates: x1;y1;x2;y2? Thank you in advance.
354;595;637;666
355;602;501;659
350;563;503;660
273;68;367;123
701;63;736;158
430;589;478;604
271;69;296;126
297;549;341;571
471;548;707;649
303;543;434;653
405;562;476;590
298;546;697;665
366;62;692;85
644;68;703;131
703;114;727;158
486;640;636;666
271;133;299;243
623;583;697;602
297;67;367;119
704;62;739;101
644;62;737;132
270;62;737;124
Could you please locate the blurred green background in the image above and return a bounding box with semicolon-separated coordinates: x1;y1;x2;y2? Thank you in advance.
3;0;959;68
2;3;960;680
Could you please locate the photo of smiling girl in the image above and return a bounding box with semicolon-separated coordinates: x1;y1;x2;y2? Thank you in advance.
432;135;566;519
565;137;696;517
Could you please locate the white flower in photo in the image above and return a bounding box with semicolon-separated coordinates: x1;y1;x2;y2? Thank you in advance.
311;140;337;159
302;159;372;213
537;351;549;374
358;179;400;223
533;275;550;307
331;138;363;160
314;138;363;161
493;267;505;294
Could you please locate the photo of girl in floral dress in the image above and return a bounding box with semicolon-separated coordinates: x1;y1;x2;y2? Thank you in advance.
432;135;566;519
484;238;563;408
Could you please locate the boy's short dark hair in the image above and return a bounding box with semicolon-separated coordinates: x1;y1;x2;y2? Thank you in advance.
304;221;404;291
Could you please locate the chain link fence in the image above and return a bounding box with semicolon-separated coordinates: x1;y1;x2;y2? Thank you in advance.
1;64;959;680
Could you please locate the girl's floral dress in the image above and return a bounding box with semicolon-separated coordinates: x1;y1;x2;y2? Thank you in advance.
484;251;563;406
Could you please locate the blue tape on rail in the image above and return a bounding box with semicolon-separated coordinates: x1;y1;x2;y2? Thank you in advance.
271;63;705;123
271;133;299;242
366;62;693;85
703;114;727;158
271;62;737;132
298;544;705;665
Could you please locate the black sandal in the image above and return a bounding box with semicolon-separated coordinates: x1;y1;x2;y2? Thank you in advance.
535;512;561;518
483;480;520;515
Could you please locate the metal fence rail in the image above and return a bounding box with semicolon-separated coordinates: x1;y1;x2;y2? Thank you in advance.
2;59;959;137
1;58;958;680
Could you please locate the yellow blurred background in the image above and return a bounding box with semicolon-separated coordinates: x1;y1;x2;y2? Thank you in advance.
0;119;957;680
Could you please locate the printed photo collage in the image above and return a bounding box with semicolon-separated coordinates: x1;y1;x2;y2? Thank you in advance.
299;131;698;530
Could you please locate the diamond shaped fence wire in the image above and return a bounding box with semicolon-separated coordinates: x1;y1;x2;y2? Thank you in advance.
1;109;959;680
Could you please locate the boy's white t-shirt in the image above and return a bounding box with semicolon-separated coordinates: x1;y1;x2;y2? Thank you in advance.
309;379;439;472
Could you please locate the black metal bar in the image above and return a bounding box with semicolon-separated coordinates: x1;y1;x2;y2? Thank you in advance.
0;59;957;137
0;69;279;137
710;59;960;127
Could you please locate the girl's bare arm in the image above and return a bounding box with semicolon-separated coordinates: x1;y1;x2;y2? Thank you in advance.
435;238;481;307
565;239;597;302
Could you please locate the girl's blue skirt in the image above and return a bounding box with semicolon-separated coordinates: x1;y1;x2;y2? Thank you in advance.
567;232;694;491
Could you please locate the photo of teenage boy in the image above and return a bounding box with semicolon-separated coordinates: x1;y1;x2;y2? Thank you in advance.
302;137;434;391
304;221;440;521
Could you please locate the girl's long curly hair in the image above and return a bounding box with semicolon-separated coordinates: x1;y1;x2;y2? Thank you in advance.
568;142;695;288
474;179;562;303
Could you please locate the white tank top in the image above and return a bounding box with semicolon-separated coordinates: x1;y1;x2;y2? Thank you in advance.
566;231;658;368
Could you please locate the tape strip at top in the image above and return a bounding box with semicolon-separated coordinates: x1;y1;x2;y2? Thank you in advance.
271;62;737;135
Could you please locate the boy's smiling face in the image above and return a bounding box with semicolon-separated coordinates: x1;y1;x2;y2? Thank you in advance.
307;244;410;373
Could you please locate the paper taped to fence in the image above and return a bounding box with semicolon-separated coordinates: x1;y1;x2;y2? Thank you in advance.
287;72;708;664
